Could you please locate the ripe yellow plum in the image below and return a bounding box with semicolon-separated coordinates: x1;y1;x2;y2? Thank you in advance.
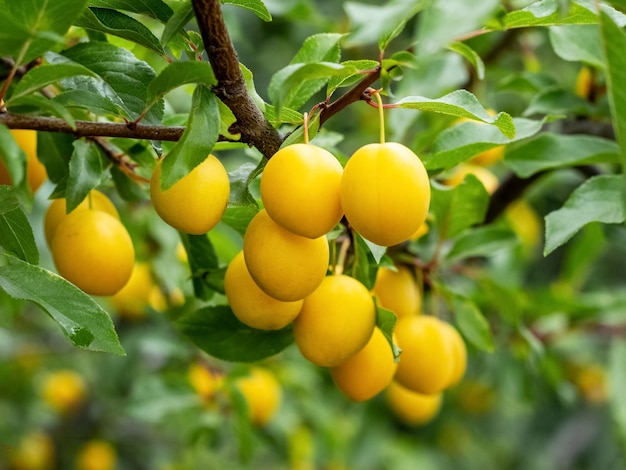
110;262;156;320
75;440;117;470
41;370;86;414
234;367;282;426
243;209;329;301
372;265;421;318
386;381;442;427
150;154;230;235
10;431;55;470
442;163;498;194
0;129;47;192
260;143;343;238
439;321;467;387
340;142;430;246
225;251;303;330
330;327;398;401
293;274;376;367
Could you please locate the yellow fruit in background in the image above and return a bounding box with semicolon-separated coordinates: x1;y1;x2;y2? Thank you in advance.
442;163;499;194
340;142;430;247
75;440;117;470
44;190;119;247
225;251;303;330
439;321;467;387
293;274;376;367
330;327;398;401
188;362;223;402
51;210;135;296
394;315;455;395
150;154;230;235
260;143;344;238
410;221;429;241
505;199;541;250
575;65;593;99
243;209;329;302
372;265;421;318
234;367;281;426
457;379;495;415
386;381;442;427
0;129;47;193
41;370;86;414
110;262;155;319
470;145;504;166
10;431;55;470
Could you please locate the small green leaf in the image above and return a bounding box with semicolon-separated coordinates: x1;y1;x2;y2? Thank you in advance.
87;0;173;23
7;95;77;129
395;90;516;139
544;175;625;255
505;133;620;178
229;161;264;208
160;85;219;190
523;88;594;117
375;304;401;360
447;42;485;80
0;187;38;264
327;59;380;97
0;125;27;190
351;233;379;290
65;140;108;212
446;226;517;262
161;2;194;46
145;61;216;109
222;0;272;22
75;7;164;54
221;205;259;237
292;33;343;63
176;305;294;362
549;24;604;67
179;233;219;301
451;295;494;352
9;63;97;102
35;132;74;185
0;255;125;355
502;0;626;29
53;89;127;119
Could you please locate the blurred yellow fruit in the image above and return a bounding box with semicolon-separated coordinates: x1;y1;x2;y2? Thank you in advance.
505;199;542;250
75;440;117;470
44;190;119;247
470;145;504;166
110;262;155;319
372;265;421;318
410;222;429;241
457;379;495;415
386;381;442;426
394;315;455;395
340;142;430;246
234;367;281;426
243;209;329;302
442;163;499;194
225;251;303;330
150;154;230;235
260;143;343;238
51;210;135;296
10;431;55;470
575;66;593;99
148;285;168;311
0;129;47;193
569;363;608;405
41;370;86;414
188;362;223;401
439;321;467;387
293;274;375;367
330;327;398;401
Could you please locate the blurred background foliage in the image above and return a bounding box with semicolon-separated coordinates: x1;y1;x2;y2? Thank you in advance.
2;0;626;468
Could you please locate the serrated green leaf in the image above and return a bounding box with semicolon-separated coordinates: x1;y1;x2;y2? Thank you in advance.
229;161;265;208
549;24;604;67
327;59;380;97
7;95;77;130
160;85;219;190
179;232;219;301
222;0;272;22
451;296;494;352
161;2;194;46
0;0;88;65
447;42;485;80
0;187;38;264
75;7;164;54
9;63;97;102
544;175;625;255
87;0;173;23
427;118;544;170
221;205;259;237
351;233;379;290
53;89;127;118
35;132;74;185
0;254;125;355
65;140;108;212
375;305;401;360
430;177;490;239
145;61;216;109
446;226;517;262
176;305;294;362
502;0;626;29
395;90;516;139
292;33;343;64
505;133;620;178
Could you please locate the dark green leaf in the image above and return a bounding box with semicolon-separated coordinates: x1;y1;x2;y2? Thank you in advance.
87;0;173;23
0;255;125;355
375;305;401;360
161;2;194;46
351;233;379;290
222;0;272;22
9;63;97;102
53;89;127;118
229;161;264;208
110;166;147;203
145;61;216;109
75;7;164;54
160;86;219;190
179;233;219;301
451;295;494;352
549;24;604;67
35;132;74;185
65;140;108;212
221;205;259;237
0;187;38;264
176;305;294;362
544;175;625;255
7;95;77;129
446;226;517;261
327;59;380;97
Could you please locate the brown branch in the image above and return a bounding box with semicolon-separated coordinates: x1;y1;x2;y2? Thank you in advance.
191;0;283;158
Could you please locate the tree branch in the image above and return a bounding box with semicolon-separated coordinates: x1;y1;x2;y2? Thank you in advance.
191;0;283;158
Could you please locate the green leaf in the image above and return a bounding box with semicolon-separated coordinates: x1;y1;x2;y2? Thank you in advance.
544;175;625;255
65;140;108;212
53;89;127;118
159;85;219;190
446;226;517;262
176;305;294;362
560;223;606;287
523;88;594;117
229;161;264;208
451;295;494;352
161;2;194;46
0;125;27;190
395;90;516;139
145;61;216;109
87;0;173;23
221;205;259;237
0;255;125;355
502;0;626;29
179;233;219;301
0;0;88;65
427;118;544;170
549;24;604;67
0;187;38;264
447;42;485;80
505;133;620;178
351;233;380;290
75;7;164;54
375;305;401;360
110;165;147;203
36;132;74;185
222;0;272;22
327;59;380;97
9;63;97;102
292;33;343;64
609;339;626;442
430;177;490;239
7;95;77;130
